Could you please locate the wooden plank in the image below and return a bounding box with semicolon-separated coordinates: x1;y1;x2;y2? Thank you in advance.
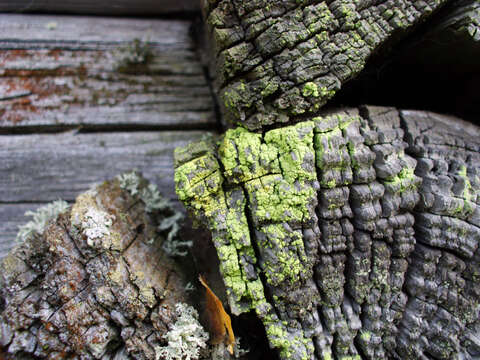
0;15;193;48
0;0;199;16
0;130;213;203
0;15;216;131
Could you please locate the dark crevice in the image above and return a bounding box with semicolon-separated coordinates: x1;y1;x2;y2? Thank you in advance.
354;335;369;360
239;184;279;318
0;122;218;135
330;0;480;127
233;311;279;360
0;5;201;20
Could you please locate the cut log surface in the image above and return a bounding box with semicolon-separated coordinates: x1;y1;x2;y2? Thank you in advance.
0;15;215;132
0;176;204;359
175;106;480;360
0;0;200;16
201;0;452;130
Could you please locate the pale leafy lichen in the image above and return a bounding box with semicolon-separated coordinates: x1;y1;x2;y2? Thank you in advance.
16;200;69;243
156;303;209;360
118;171;188;256
117;171;141;196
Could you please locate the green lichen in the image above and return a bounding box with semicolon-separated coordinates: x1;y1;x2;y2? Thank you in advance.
257;224;310;287
313;114;356;188
175;122;321;359
384;167;418;193
264;121;316;182
302;82;319;97
453;165;476;216
221;81;253;120
219;127;279;184
175;148;267;314
264;316;312;360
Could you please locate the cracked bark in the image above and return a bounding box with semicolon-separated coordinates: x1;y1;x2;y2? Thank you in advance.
174;2;480;358
175;107;480;360
0;175;194;359
201;0;460;130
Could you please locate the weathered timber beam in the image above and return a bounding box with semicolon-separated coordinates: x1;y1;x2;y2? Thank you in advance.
201;0;454;130
175;106;480;360
0;15;215;132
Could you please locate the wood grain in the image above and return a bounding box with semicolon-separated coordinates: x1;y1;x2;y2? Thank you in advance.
0;203;35;258
0;15;215;132
0;130;212;203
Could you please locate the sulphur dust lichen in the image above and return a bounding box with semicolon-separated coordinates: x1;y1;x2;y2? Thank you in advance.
199;275;235;355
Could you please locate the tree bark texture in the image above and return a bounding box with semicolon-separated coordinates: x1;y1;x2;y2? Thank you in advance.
175;105;480;360
201;0;473;131
174;2;480;358
0;175;199;359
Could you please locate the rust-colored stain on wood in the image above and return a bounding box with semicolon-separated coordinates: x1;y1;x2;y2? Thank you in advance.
0;47;214;128
199;274;235;354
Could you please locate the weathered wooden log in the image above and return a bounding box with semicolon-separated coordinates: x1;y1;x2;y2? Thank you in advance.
201;0;455;130
174;2;480;358
0;173;213;359
175;106;480;360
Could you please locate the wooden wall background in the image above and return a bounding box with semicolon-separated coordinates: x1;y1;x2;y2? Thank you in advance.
0;8;217;258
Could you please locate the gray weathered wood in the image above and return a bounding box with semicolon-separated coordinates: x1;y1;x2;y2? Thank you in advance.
0;15;193;46
0;130;213;258
175;107;480;360
0;203;37;258
0;0;199;16
0;15;215;131
0;130;211;203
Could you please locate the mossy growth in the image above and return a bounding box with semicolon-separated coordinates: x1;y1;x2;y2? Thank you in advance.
383;167;419;194
257;224;311;287
219;127;279;184
113;38;153;73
